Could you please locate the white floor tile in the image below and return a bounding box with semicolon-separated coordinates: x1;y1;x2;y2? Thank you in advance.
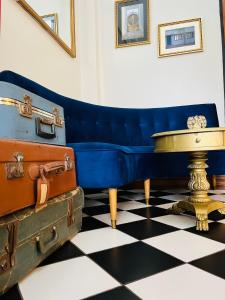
94;211;146;226
157;202;177;209
84;199;106;207
217;219;225;224
117;201;150;210
209;189;225;194
210;195;225;202
120;194;148;200
161;194;189;201
127;264;225;300
143;230;225;262
19;256;120;300
152;214;196;229
71;227;137;254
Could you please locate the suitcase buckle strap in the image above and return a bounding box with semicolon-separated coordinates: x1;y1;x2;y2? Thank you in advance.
6;152;24;179
19;95;33;118
0;222;18;275
67;198;75;227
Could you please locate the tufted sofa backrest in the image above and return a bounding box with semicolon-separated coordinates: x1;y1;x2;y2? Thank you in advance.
0;71;219;146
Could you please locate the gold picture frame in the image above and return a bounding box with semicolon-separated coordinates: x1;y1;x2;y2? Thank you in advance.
115;0;150;48
158;18;203;58
42;13;59;35
17;0;76;58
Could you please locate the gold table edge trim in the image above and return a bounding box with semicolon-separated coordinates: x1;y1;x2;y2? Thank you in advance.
152;127;225;137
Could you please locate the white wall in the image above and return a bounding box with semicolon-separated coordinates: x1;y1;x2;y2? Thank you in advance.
91;0;225;124
0;0;224;124
0;0;81;99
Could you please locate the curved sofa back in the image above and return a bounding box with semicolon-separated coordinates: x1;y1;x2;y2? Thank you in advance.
0;71;219;146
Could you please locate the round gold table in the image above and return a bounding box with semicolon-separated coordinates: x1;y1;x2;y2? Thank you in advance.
152;127;225;231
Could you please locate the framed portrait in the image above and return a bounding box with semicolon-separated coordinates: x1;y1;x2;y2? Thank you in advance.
158;18;203;57
42;13;58;35
115;0;150;48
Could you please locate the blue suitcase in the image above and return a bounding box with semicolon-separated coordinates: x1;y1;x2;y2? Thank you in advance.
0;81;66;145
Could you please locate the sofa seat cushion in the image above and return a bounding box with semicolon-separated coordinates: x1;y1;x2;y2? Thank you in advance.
68;142;155;188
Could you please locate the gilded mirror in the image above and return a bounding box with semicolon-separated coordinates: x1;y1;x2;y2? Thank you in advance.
17;0;76;57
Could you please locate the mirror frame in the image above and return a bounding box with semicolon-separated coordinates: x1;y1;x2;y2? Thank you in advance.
17;0;76;58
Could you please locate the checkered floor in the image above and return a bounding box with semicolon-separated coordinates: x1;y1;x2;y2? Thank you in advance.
2;188;225;300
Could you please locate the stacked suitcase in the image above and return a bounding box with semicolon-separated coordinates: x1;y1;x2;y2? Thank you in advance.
0;81;84;295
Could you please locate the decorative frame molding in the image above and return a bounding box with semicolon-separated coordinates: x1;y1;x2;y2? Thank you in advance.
41;13;59;35
115;0;150;48
17;0;76;58
158;18;203;58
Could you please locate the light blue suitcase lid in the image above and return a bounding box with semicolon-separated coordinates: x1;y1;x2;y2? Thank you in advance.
0;81;64;116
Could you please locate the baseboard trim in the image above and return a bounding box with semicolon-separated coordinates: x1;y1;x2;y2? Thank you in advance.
124;176;225;190
84;176;225;193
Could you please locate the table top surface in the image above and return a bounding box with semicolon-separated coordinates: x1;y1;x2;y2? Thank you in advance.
153;127;225;153
152;127;225;138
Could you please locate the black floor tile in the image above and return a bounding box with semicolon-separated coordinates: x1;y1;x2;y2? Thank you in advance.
118;191;138;197
89;242;183;284
83;286;140;300
186;222;225;244
85;194;108;201
149;191;172;197
0;285;23;300
130;206;170;219
208;210;225;221
84;189;103;195
191;249;225;279
83;205;112;216
117;219;178;240
38;241;84;267
81;217;108;231
139;197;174;206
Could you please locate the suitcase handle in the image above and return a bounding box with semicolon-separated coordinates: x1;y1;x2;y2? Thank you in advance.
35;117;56;139
41;161;66;175
29;161;66;179
36;226;58;254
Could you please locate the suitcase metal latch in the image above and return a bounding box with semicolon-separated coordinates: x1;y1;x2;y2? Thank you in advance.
0;222;18;275
6;152;24;179
65;154;73;171
19;95;33;118
53;108;64;127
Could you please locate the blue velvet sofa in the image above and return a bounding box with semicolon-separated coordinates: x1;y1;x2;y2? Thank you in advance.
1;70;225;228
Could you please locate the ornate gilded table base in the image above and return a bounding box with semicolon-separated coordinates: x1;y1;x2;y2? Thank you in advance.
171;151;225;231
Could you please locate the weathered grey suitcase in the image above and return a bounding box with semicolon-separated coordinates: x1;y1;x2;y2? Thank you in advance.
0;188;84;295
0;81;66;145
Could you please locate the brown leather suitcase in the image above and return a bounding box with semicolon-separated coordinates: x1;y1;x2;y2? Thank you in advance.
0;139;77;217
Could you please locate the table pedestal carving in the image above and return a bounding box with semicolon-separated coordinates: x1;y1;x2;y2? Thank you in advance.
171;151;225;231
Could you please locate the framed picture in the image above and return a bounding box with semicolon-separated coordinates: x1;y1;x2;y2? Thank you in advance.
158;18;203;57
115;0;150;48
42;13;58;34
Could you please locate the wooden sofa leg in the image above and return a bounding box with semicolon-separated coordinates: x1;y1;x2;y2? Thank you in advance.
144;179;150;205
109;188;117;229
212;175;217;190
